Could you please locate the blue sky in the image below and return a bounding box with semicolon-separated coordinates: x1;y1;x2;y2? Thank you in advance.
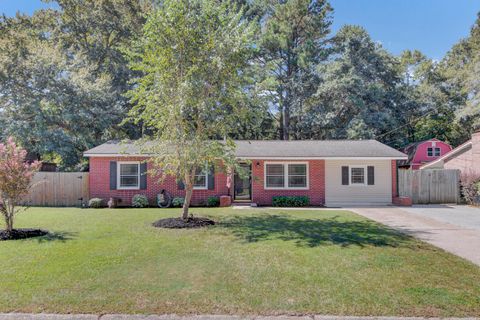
2;0;479;59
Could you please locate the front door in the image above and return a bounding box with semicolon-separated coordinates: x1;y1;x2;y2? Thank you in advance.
234;163;251;201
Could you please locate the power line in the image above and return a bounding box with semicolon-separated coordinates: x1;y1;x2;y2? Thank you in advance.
374;108;437;141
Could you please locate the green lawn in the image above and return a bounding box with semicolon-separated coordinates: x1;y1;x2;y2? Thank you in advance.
1;207;479;317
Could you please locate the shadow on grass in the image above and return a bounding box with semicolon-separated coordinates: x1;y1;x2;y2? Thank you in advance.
36;231;77;243
220;214;413;248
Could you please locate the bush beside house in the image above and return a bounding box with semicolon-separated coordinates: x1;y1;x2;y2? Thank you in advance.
89;198;105;208
272;196;310;207
460;173;480;206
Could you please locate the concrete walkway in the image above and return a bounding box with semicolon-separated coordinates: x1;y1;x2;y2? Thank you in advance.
350;207;480;266
0;314;477;320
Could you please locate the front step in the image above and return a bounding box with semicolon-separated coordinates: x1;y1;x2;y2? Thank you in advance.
232;202;257;207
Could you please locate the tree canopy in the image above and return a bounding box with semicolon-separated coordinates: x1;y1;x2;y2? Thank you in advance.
0;0;479;169
126;0;257;218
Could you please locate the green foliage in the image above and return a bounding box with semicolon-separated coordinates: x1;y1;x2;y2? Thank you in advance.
272;196;309;207
125;0;257;218
88;198;105;208
256;0;332;139
1;0;479;170
0;2;148;169
206;196;220;207
132;194;149;208
172;197;185;208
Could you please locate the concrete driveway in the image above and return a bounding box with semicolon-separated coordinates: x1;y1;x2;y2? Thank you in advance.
351;205;480;267
401;205;480;231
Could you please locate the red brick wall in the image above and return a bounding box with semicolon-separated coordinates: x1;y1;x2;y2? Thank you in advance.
89;157;228;206
391;160;398;200
89;157;326;206
250;160;325;206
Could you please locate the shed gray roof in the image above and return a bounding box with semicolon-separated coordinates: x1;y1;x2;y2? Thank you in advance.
84;140;407;159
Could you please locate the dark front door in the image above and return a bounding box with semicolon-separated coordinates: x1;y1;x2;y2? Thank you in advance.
234;163;251;201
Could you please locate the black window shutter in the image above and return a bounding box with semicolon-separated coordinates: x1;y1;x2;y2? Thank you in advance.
140;162;147;190
208;166;215;190
177;180;185;190
367;166;375;185
341;166;349;185
110;161;117;190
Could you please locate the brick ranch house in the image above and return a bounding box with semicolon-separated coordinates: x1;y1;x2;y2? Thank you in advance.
83;140;407;207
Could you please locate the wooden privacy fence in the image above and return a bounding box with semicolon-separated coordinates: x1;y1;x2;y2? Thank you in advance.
22;172;89;207
398;169;460;204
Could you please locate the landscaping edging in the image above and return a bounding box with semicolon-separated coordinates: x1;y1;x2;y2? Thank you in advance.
0;314;478;320
0;229;48;241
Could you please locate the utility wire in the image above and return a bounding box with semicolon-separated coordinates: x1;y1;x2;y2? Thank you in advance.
374;108;437;142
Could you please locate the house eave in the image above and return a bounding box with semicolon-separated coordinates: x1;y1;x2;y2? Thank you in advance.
84;153;407;160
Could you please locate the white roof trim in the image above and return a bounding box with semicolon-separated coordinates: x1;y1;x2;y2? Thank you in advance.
84;153;407;160
421;140;472;169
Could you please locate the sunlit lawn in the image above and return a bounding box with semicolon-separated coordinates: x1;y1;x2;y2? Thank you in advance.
0;207;479;316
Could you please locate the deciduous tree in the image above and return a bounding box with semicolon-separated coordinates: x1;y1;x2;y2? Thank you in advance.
126;0;256;218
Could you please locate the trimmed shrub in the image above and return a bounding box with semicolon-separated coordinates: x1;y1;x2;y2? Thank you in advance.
89;198;105;208
132;194;149;208
272;196;309;207
172;197;185;208
206;196;220;207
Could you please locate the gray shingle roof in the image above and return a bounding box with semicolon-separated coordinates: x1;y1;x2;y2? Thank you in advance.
84;140;406;159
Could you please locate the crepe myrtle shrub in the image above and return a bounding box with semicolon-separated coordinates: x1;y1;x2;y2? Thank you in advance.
132;194;149;208
272;196;310;207
206;196;220;207
0;137;41;232
460;172;480;205
88;198;105;208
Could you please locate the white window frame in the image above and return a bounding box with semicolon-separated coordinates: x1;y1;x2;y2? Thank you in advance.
264;162;309;190
117;161;140;190
193;165;208;190
434;147;441;157
349;165;367;186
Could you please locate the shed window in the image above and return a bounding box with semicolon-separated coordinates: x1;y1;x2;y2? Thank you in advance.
427;147;441;157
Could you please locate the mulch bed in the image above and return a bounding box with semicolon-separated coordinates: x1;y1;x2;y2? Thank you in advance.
152;216;215;229
0;229;49;241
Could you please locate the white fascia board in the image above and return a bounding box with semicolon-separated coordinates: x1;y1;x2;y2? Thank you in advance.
237;156;407;160
84;154;407;160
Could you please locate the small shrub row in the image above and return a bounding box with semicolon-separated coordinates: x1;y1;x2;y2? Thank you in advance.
89;195;221;208
272;196;309;207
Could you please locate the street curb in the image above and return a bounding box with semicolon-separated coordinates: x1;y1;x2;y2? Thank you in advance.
0;314;478;320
